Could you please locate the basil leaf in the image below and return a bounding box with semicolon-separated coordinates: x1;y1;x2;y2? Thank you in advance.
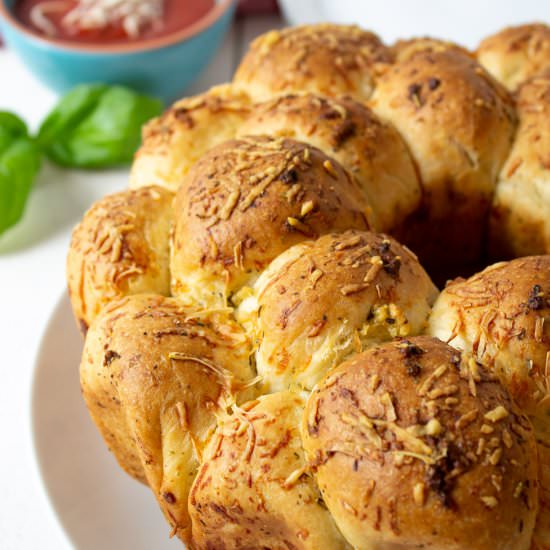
38;84;163;169
37;84;108;148
0;113;42;236
0;111;28;154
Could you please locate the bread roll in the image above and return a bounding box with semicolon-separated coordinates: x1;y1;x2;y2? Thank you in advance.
188;391;349;549
392;36;472;63
237;230;437;392
234;24;391;102
170;136;371;309
302;336;538;550
428;257;550;548
130;84;251;192
477;23;550;91
428;257;550;419
370;49;516;274
489;72;550;258
80;294;255;543
66;186;173;333
238;94;421;232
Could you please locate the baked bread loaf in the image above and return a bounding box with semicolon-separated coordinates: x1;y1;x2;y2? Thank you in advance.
67;22;550;549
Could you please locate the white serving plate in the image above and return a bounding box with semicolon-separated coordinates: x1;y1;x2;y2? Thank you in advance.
32;292;181;550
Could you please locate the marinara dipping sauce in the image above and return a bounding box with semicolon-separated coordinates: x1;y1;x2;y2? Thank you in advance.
14;0;215;43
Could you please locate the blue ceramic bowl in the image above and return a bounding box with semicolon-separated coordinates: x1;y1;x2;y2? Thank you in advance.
0;0;236;103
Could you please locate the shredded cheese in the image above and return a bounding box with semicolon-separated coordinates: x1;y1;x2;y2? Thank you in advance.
30;0;164;39
30;0;67;36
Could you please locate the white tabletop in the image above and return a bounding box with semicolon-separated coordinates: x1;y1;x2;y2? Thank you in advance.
0;14;281;550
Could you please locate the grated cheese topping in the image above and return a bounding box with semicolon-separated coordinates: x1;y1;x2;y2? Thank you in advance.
30;0;164;38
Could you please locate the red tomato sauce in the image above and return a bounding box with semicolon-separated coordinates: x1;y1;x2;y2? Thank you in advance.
14;0;215;43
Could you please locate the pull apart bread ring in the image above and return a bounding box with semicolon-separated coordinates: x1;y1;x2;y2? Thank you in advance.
66;21;550;550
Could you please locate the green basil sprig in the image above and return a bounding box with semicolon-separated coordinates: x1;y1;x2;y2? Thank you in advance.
0;112;42;236
38;84;163;168
0;84;163;237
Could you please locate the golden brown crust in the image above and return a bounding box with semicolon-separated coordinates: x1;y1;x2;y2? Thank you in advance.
534;468;550;550
237;230;437;392
130;84;251;192
302;336;538;550
68;22;550;549
428;257;550;549
66;186;173;333
370;49;516;273
477;23;550;91
490;73;550;258
188;391;349;549
392;36;473;63
428;257;550;417
170;136;371;308
80;294;255;543
238;93;421;232
233;24;391;102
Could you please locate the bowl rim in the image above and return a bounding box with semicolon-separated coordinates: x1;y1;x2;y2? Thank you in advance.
0;0;235;54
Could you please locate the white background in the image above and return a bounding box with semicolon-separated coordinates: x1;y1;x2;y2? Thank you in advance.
279;0;550;49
